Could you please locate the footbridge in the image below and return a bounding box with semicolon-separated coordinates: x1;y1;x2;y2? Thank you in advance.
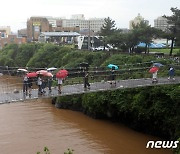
0;77;180;104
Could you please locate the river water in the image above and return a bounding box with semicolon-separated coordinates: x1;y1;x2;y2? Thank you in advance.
0;76;172;154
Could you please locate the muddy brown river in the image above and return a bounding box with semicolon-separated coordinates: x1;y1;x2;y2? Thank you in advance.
0;75;172;154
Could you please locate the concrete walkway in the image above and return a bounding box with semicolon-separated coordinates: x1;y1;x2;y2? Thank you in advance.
0;77;180;104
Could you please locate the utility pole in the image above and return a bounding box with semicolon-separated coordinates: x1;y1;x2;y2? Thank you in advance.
88;20;91;50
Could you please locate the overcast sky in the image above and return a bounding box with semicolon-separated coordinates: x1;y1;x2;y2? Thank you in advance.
1;0;179;32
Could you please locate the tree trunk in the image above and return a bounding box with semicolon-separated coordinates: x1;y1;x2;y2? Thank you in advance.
145;44;148;54
169;37;174;56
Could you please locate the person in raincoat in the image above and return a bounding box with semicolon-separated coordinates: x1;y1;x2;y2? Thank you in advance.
168;67;175;80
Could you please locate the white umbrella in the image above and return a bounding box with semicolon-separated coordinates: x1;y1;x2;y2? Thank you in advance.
47;67;57;71
17;68;28;72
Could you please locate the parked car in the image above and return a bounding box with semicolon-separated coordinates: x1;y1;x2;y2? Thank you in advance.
93;46;109;51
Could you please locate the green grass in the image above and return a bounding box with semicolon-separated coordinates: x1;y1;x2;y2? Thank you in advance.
149;48;180;55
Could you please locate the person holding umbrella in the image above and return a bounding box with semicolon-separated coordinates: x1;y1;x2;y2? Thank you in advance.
110;66;116;86
57;77;63;93
37;74;43;95
168;67;175;81
23;73;28;94
84;71;90;89
149;66;159;83
107;64;118;86
27;77;33;96
56;69;68;94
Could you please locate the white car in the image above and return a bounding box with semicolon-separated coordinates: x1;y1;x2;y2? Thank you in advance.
94;46;109;51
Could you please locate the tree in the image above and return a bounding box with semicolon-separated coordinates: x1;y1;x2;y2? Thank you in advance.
100;17;117;50
100;17;117;36
163;7;180;56
132;21;162;54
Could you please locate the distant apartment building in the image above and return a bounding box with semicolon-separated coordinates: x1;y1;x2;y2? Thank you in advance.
18;28;27;38
129;13;149;29
61;18;104;33
154;16;169;31
26;14;105;42
0;26;11;38
27;17;52;42
0;34;26;49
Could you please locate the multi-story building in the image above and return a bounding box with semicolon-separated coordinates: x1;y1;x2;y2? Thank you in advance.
27;15;105;42
18;28;27;38
0;34;26;49
129;13;149;29
27;17;52;42
0;26;11;38
154;16;169;31
61;17;104;33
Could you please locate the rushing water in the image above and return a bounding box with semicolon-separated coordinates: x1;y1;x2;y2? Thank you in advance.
0;76;172;154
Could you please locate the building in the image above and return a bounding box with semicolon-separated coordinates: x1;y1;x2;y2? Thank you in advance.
0;26;11;36
27;17;52;42
27;15;105;43
0;34;26;49
71;14;85;20
129;14;149;29
18;28;27;38
52;26;80;33
38;32;80;44
61;17;105;33
154;16;169;31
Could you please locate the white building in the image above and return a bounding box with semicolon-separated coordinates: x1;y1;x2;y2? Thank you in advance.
71;14;85;20
62;15;105;33
129;13;149;29
0;26;11;37
154;16;169;31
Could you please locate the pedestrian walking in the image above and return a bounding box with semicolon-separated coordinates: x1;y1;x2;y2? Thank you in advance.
168;67;175;81
37;75;42;95
152;71;158;83
48;76;53;92
23;74;28;94
27;77;33;96
41;77;47;94
84;72;90;89
110;67;116;86
57;78;63;93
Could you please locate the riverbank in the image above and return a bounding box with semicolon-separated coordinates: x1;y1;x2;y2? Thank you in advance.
52;84;180;141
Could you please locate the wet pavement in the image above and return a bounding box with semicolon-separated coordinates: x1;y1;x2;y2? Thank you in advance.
0;77;180;104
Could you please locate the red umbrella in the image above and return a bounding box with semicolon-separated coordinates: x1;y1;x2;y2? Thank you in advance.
44;72;53;77
149;66;159;73
56;69;68;78
36;70;48;76
26;72;38;78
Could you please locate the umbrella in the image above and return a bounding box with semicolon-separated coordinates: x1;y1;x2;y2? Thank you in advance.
17;68;28;72
107;64;118;70
149;66;159;73
153;63;163;67
45;72;53;77
47;67;57;71
79;62;89;68
56;69;68;78
36;70;48;75
26;72;38;78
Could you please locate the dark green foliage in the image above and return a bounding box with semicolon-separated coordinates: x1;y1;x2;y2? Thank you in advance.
55;85;180;140
163;7;180;56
